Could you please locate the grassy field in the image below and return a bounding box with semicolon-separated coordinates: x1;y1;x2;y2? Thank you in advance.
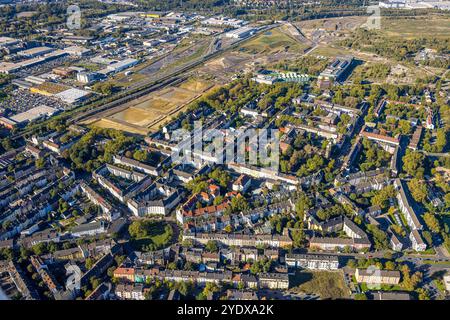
382;16;450;39
129;220;173;252
313;45;353;58
240;27;306;54
358;281;403;292
306;15;450;83
290;271;350;299
297;16;367;31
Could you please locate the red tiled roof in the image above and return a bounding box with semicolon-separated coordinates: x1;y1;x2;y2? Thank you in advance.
114;267;135;276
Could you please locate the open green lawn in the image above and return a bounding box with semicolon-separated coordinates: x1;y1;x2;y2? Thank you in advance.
129;220;173;252
240;27;306;54
358;282;403;292
290;270;350;299
313;45;353;58
382;16;450;39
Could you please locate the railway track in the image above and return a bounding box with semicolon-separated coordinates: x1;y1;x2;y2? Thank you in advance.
8;24;278;142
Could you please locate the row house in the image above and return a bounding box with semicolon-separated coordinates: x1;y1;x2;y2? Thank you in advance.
113;155;161;176
79;181;119;221
390;233;403;252
20;229;60;248
285;253;340;270
183;232;293;248
187;199;295;233
306;214;343;233
85;282;111;301
333;193;364;216
355;268;401;285
334;168;387;187
410;230;427;252
93;164;152;203
309;236;371;251
121;267;262;290
80;253;115;288
135;250;168;266
394;179;423;230
115;283;145;300
221;247;279;264
343;217;368;240
258;272;289;290
128;182;183;217
4;262;40;300
1;202;54;240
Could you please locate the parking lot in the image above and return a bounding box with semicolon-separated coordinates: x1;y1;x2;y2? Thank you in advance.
0;89;67;113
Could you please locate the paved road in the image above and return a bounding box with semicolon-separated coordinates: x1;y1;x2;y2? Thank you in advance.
421;151;450;158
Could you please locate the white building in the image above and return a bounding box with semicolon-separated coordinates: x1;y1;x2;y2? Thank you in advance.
225;26;256;39
115;284;145;300
232;174;251;193
54;88;91;105
77;72;99;84
444;274;450;292
285;254;339;270
71;221;107;238
106;58;139;73
409;230;427;252
63;46;91;57
394;179;423;230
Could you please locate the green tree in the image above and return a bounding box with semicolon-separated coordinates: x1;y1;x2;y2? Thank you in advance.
128;221;148;239
205;241;218;253
407;179;428;204
402;151;425;178
133;150;149;162
371;185;396;209
384;261;396;270
423;213;441;233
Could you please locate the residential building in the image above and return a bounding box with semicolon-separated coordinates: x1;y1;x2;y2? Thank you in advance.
115;283;145;300
390;233;403;251
71;221;107;238
285;253;339;270
409;229;427;252
309;236;371;251
232;174;251;193
258;273;289;289
355;268;401;285
183;232;293;248
394;179;423;230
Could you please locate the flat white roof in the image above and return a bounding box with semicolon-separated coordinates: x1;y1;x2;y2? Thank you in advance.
10;105;58;123
55;88;91;104
0;62;20;73
17;46;54;56
107;58;138;70
64;46;91;55
0;37;19;46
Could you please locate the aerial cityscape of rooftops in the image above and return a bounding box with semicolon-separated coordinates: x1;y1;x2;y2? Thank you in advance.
0;0;449;303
